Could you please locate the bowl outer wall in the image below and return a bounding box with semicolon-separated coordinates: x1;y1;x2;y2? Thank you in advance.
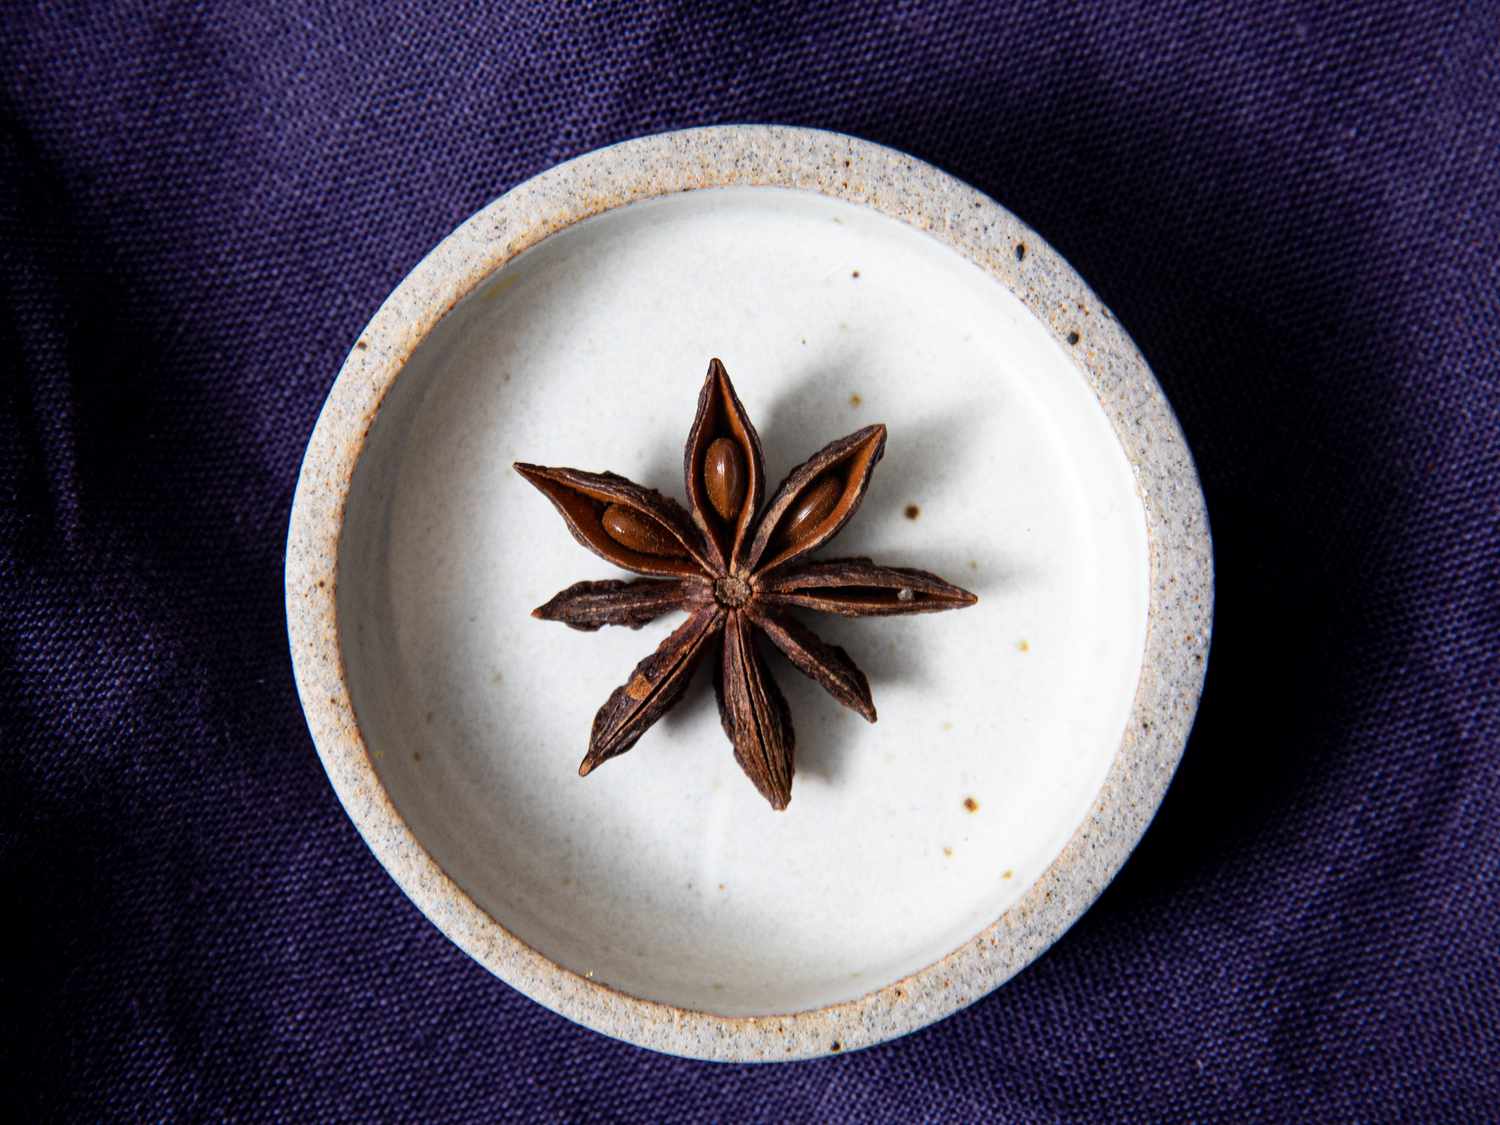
284;124;1214;1062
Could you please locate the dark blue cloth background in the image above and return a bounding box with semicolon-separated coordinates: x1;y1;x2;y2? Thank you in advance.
4;1;1497;1119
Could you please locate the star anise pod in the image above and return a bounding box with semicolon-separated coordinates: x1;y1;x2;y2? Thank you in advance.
515;359;977;810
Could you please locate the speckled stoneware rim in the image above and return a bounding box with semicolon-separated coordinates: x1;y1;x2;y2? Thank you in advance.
286;125;1213;1062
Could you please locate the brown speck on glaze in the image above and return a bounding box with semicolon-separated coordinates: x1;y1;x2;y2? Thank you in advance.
1066;331;1081;346
285;124;1213;1066
963;796;980;813
904;504;920;520
1018;639;1030;652
830;1041;842;1052
355;340;368;350
849;392;862;407
943;846;954;857
1002;868;1015;879
851;269;860;278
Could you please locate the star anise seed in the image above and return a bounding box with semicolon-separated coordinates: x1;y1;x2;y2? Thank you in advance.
515;358;978;810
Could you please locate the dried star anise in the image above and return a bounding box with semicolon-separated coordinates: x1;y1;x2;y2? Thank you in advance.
515;359;977;810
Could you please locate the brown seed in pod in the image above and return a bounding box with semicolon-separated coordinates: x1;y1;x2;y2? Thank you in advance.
703;437;747;522
776;474;842;552
602;504;688;557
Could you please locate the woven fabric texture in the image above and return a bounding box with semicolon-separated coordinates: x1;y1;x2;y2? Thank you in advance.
4;2;1497;1119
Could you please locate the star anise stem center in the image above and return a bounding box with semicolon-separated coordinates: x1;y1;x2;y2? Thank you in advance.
713;575;753;608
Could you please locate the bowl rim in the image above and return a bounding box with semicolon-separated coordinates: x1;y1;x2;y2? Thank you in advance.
285;124;1213;1062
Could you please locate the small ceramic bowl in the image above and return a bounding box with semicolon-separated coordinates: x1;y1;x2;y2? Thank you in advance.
286;125;1212;1062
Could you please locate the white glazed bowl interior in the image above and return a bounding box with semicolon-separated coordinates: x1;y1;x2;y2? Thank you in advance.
339;186;1146;1015
288;126;1212;1061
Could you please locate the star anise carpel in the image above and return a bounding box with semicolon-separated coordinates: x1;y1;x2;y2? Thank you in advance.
514;358;977;810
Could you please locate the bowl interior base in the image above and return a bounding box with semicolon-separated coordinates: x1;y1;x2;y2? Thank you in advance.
338;186;1149;1015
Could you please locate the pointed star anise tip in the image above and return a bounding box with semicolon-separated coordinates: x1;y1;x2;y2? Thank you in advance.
758;780;791;811
577;757;596;777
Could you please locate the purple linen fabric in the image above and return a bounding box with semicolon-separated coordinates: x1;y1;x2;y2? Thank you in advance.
3;2;1497;1119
